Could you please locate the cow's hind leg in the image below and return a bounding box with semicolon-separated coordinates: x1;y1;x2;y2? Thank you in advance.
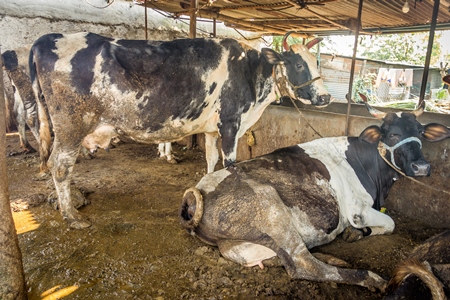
268;229;387;292
48;139;91;229
158;142;177;164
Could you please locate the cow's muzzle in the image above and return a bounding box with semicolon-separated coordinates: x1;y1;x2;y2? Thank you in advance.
410;159;431;176
314;94;331;107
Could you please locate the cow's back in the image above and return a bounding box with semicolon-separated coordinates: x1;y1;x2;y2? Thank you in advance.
30;32;269;143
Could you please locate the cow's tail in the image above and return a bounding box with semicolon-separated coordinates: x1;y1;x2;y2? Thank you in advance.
387;259;445;300
29;46;52;173
179;187;204;230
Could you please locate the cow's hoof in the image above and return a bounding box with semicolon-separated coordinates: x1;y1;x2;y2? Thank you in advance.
167;157;178;164
68;216;91;229
312;252;350;268
23;147;37;154
342;226;364;242
48;187;91;210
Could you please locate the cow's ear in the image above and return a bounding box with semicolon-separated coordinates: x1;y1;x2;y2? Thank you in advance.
423;123;450;142
359;125;382;144
443;75;450;85
261;48;283;65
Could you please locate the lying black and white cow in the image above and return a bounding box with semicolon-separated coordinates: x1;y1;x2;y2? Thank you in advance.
179;102;450;291
29;32;330;228
385;230;450;300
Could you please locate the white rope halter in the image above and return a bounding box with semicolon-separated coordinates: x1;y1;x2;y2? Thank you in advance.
377;137;422;171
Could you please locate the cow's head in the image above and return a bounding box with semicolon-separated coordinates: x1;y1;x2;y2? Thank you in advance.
261;32;330;107
359;99;450;177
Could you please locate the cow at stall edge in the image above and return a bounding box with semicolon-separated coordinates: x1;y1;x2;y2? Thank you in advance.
179;101;450;291
385;230;450;300
29;32;330;228
2;48;40;153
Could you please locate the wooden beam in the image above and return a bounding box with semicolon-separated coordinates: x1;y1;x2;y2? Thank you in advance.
189;0;198;38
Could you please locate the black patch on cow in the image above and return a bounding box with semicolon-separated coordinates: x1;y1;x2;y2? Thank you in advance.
345;137;394;210
2;50;19;71
71;33;113;95
30;33;63;84
101;38;228;131
281;51;314;100
218;43;274;160
221;146;339;234
209;82;217;95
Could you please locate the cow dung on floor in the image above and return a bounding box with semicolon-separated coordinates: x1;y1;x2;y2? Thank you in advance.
6;132;444;300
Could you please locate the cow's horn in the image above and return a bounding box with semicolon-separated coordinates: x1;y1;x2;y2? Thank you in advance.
179;187;204;230
359;92;387;119
305;37;323;49
412;101;425;117
282;31;295;51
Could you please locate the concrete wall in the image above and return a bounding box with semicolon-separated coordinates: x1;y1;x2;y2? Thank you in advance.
0;0;261;50
199;103;450;229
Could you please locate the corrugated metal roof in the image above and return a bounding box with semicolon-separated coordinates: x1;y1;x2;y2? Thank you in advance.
135;0;450;36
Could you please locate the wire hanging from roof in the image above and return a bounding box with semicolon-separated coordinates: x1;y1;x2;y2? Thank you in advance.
84;0;115;9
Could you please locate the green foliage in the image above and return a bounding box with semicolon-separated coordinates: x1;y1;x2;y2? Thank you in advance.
358;33;442;66
435;88;449;100
352;73;377;102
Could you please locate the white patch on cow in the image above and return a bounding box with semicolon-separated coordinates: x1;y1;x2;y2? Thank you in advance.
195;168;231;194
54;33;88;74
238;51;245;61
300;137;376;229
82;112;96;125
218;240;276;268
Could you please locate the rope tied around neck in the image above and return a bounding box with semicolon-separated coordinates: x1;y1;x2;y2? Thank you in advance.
378;137;422;171
377;138;450;196
272;64;323;138
274;64;321;99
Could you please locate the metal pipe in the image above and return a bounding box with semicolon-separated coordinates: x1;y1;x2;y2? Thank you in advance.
144;0;148;40
419;0;440;107
345;0;364;135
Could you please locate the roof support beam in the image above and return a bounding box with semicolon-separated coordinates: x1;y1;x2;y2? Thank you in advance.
189;0;198;38
345;0;363;136
419;0;440;107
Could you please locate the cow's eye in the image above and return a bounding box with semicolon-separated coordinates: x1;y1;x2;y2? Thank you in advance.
296;63;303;69
419;129;425;136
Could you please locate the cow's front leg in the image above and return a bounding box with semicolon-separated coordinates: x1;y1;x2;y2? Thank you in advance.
217;125;239;170
343;208;395;242
204;132;220;173
48;144;91;229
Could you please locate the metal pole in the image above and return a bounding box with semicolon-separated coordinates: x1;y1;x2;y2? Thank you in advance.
419;0;440;107
144;0;148;40
345;0;363;135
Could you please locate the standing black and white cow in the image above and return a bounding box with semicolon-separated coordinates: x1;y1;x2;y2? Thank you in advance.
2;48;40;152
2;48;124;158
179;102;450;291
29;32;330;228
